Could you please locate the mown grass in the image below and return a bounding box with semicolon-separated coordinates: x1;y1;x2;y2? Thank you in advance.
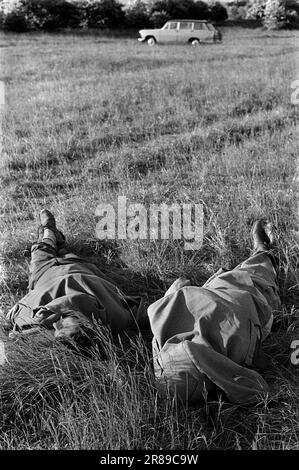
0;27;298;450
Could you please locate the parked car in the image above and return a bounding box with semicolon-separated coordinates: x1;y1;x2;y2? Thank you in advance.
138;20;222;46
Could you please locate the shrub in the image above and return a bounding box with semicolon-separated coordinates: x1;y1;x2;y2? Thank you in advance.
2;8;29;31
150;0;210;21
209;1;228;22
1;0;87;31
286;0;299;14
246;0;289;29
246;0;266;20
228;5;247;20
149;9;170;28
189;0;210;19
85;0;125;29
125;0;153;29
149;0;228;25
286;8;299;28
263;0;286;30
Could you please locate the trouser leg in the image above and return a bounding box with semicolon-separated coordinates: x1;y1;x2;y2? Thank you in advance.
233;250;280;312
28;241;58;290
203;250;281;342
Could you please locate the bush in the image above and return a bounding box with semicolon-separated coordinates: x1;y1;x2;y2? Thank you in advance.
209;1;228;22
150;10;170;28
228;5;247;20
2;9;29;32
246;0;292;29
85;0;125;29
150;0;210;21
246;0;267;20
1;0;87;31
286;8;299;28
125;0;153;29
286;0;299;14
189;1;210;20
55;0;86;29
263;0;286;30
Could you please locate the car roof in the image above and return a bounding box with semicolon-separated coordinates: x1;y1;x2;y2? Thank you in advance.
167;19;209;23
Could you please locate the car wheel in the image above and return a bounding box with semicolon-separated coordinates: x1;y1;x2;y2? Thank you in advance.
190;38;200;46
147;37;156;46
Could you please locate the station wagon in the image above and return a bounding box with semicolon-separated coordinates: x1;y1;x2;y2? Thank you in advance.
138;20;222;46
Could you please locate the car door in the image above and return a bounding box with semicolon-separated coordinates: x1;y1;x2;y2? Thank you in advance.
193;22;205;41
177;22;193;44
157;21;169;43
164;21;179;43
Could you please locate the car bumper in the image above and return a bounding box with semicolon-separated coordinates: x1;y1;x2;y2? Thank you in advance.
138;37;145;42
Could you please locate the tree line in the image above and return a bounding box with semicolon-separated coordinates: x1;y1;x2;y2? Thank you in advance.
0;0;298;32
0;0;228;31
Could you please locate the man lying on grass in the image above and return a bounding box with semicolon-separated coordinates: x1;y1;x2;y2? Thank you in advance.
2;210;281;406
4;209;146;350
148;219;281;406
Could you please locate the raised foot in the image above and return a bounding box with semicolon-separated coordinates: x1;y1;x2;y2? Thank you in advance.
38;209;66;248
251;219;275;252
39;209;56;229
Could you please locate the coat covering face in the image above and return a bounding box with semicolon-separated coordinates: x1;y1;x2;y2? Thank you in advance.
147;252;281;405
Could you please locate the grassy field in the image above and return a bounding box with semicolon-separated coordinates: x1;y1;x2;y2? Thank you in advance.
0;27;298;450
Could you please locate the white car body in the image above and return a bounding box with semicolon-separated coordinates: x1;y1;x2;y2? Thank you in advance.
138;20;222;45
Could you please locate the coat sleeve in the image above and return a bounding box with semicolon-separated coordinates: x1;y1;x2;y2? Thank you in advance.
33;293;108;328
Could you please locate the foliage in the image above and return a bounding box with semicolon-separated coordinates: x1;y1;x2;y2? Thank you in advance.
149;0;210;21
285;7;299;28
246;0;267;20
286;0;299;13
2;7;29;31
85;0;125;29
0;0;230;31
1;0;87;31
125;0;153;28
209;2;228;22
149;0;229;24
150;9;170;27
1;0;298;31
0;0;126;31
263;0;286;30
246;0;288;29
228;4;247;20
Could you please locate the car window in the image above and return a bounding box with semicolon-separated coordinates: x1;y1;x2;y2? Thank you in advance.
206;23;215;31
169;22;178;30
162;22;170;30
179;22;193;30
194;22;204;30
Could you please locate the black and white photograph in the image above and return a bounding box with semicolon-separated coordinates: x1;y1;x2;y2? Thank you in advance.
0;0;298;453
